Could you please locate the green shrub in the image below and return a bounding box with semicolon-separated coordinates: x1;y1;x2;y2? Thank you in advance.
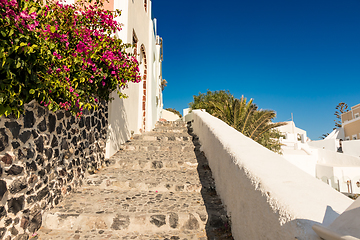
190;90;286;153
0;0;140;118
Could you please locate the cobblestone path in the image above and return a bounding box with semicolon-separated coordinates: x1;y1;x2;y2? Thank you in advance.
36;121;233;240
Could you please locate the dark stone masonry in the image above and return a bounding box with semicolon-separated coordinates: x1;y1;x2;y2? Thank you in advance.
0;100;108;239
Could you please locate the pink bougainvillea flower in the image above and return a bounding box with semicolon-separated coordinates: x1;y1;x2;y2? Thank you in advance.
19;11;29;20
76;41;86;53
101;81;105;86
63;65;70;72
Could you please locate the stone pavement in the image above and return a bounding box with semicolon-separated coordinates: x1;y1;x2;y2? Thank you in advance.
35;121;233;239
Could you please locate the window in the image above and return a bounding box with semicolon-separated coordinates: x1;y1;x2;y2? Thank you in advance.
355;113;359;119
352;134;357;140
132;31;138;56
345;136;350;141
144;0;147;12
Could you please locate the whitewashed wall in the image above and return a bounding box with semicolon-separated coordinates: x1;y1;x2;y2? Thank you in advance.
281;153;318;177
161;109;180;121
343;139;360;157
308;139;338;151
106;0;162;158
316;149;360;194
191;110;352;240
317;149;360;167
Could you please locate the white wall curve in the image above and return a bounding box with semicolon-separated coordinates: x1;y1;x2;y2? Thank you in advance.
191;110;352;240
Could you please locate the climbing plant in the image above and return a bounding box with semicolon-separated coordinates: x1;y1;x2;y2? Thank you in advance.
0;0;140;118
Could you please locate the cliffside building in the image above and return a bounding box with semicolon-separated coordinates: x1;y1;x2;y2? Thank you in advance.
341;103;360;140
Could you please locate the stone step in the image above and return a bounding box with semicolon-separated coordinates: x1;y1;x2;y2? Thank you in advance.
42;189;225;216
132;134;193;142
84;169;209;192
108;149;199;158
107;151;199;170
113;158;198;170
41;190;227;234
119;141;195;152
151;128;188;133
42;211;210;234
36;121;234;239
36;228;214;240
155;121;187;128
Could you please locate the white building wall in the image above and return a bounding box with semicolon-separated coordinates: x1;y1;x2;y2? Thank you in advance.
317;149;360;167
308;139;338;151
342;139;360;157
106;0;162;158
155;39;163;119
145;6;162;131
161;109;180;121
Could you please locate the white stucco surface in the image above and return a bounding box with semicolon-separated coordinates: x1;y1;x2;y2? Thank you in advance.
281;150;318;177
161;109;180;121
308;139;338;151
343;140;360;158
191;110;353;240
105;0;163;158
313;197;360;239
317;149;360;167
325;128;345;140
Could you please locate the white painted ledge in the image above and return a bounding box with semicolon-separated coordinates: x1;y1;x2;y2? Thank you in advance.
313;197;360;240
191;110;353;240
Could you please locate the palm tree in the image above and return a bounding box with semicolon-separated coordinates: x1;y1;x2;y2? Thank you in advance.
190;91;286;153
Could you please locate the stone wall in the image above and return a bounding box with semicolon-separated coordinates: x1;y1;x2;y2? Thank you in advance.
0;100;108;240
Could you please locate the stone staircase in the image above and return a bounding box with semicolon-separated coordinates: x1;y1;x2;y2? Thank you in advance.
35;121;233;240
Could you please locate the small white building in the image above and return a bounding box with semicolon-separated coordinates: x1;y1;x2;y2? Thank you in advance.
277;121;360;194
276;121;308;149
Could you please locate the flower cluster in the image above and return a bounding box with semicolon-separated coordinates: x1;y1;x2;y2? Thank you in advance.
1;0;39;32
0;0;140;118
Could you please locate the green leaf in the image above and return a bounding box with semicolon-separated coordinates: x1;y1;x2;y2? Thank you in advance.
22;1;29;10
50;26;56;33
29;89;35;94
0;105;6;117
29;6;37;14
4;106;12;116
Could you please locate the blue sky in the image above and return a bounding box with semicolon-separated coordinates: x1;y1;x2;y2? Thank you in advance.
151;0;360;140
